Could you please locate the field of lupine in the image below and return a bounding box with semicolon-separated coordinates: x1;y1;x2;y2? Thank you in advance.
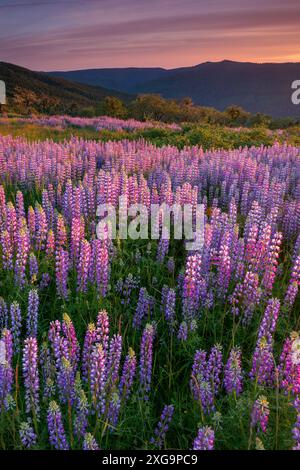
0;128;300;451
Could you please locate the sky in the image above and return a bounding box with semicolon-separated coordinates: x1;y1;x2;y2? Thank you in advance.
0;0;300;71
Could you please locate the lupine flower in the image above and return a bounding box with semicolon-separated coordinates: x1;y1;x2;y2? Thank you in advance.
29;253;38;281
10;301;22;353
0;329;13;406
57;357;76;405
133;287;154;329
207;344;223;396
47;401;69;450
257;298;280;343
193;426;215;450
106;334;122;389
284;256;300;309
27;289;39;337
224;347;243;396
119;347;137;401
90;344;106;413
23;337;39;416
150;404;174;449
182;253;202;320
62;313;79;368
77;239;91;293
82;323;97;383
251;396;270;433
190;349;214;414
15;225;30;288
0;297;8;330
94;240;109;297
83;433;100;450
139;323;155;400
55;248;69;299
161;286;176;330
279;332;300;395
1;229;13;270
96;310;110;355
19;421;37;448
250;338;274;386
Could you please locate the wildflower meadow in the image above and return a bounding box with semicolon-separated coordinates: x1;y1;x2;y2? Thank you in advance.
0;122;300;451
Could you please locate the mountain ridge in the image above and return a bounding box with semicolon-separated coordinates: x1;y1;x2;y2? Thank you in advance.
48;60;300;117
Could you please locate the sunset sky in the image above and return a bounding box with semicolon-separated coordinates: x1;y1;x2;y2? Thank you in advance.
0;0;300;71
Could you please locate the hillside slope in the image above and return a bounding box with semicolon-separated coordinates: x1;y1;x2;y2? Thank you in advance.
0;62;132;114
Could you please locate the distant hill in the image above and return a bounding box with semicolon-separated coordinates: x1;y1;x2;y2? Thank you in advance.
49;67;168;94
49;60;300;117
0;62;132;114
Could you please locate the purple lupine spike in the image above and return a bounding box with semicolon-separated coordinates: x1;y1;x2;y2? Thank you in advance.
82;323;97;383
27;289;39;337
258;298;280;343
19;421;37;448
77;239;91;293
23;337;39;417
83;433;100;450
119;347;137;401
161;286;176;330
96;310;110;354
0;329;14;407
284;256;300;309
70;217;83;267
35;204;48;251
251;396;270;433
90;344;106;413
224;347;243;396
139;323;155;401
133;287;154;329
10;301;22;353
182;252;202;320
55;247;69;299
292;396;300;450
16;191;25;219
95;240;109;297
279;332;300;395
57;356;76;405
106;334;122;388
1;229;13;270
15;225;30;288
62;313;79;368
150;404;174;449
190;349;214;415
29;253;38;281
207;344;223;396
157;237;169;263
250;338;274;386
0;297;8;330
47;400;69;450
46;229;55;259
193;426;215;450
